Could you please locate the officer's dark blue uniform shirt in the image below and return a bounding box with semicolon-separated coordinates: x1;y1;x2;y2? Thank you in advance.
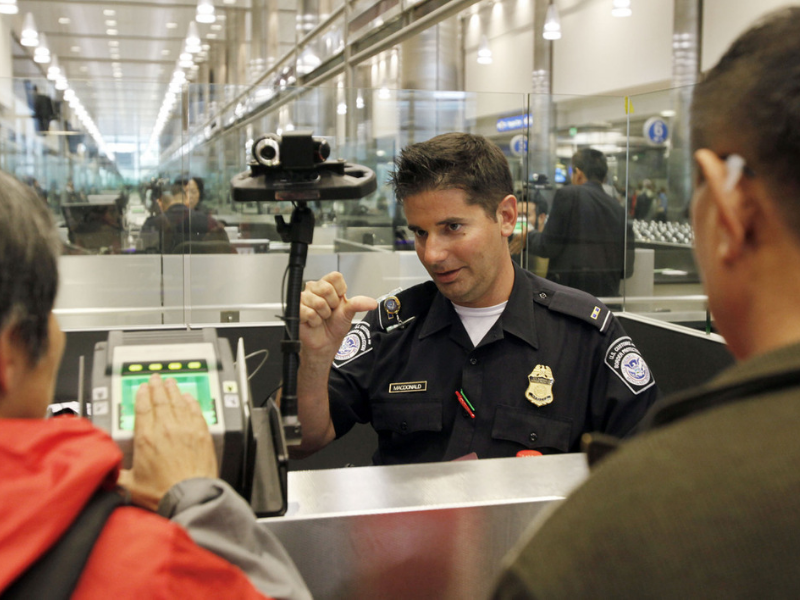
329;263;659;465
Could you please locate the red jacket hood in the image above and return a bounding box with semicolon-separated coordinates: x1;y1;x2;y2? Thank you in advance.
0;417;122;590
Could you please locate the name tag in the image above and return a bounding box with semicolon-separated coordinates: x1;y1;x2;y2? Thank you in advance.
389;381;427;393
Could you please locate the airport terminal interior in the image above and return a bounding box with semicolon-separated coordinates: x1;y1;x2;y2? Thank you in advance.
2;0;786;597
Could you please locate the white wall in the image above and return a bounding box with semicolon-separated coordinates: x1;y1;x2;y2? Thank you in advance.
701;0;798;71
553;0;674;96
0;15;14;112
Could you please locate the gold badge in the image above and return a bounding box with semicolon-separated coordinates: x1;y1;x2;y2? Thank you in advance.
526;364;554;407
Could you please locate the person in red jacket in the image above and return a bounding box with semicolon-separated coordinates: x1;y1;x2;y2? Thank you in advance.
0;171;310;600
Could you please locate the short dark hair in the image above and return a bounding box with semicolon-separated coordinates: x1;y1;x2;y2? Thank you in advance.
389;132;514;220
180;175;205;201
691;7;800;238
572;149;608;183
0;171;61;363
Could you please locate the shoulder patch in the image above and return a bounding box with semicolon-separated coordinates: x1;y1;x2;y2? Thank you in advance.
333;321;372;368
538;289;612;332
604;336;655;394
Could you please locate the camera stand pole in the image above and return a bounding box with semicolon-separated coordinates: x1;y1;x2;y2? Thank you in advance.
274;200;315;445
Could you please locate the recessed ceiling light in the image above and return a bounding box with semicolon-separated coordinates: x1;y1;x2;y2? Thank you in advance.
211;24;222;31
104;9;115;16
105;20;117;26
166;22;178;29
71;46;81;52
106;29;118;35
108;40;119;47
223;0;236;4
161;49;170;55
112;62;120;67
207;33;217;39
110;53;120;59
201;44;210;51
216;14;226;20
58;17;71;24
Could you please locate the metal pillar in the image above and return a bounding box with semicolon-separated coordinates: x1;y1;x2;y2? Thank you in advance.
225;9;248;88
398;17;460;147
668;0;701;219
530;0;555;184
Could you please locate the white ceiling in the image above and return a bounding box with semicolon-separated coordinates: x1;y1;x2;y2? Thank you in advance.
11;0;257;144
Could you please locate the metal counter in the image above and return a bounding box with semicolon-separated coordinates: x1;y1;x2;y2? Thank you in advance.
261;454;589;600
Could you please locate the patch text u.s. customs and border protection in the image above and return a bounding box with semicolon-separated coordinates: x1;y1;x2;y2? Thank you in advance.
604;336;655;394
333;321;372;368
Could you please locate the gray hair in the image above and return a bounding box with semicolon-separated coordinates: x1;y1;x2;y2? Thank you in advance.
0;171;61;363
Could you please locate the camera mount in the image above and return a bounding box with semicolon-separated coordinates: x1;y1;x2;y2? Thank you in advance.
231;132;377;446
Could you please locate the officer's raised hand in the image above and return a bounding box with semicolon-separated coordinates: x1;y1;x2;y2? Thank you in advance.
294;272;376;455
299;271;377;359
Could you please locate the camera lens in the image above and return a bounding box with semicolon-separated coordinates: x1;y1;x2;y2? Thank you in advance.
313;138;330;164
253;136;281;167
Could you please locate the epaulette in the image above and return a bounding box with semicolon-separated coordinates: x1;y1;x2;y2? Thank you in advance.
376;281;438;332
532;285;612;333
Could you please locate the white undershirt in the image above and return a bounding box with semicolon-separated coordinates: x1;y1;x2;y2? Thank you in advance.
452;301;508;347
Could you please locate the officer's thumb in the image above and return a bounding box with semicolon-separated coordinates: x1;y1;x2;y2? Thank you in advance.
341;295;378;322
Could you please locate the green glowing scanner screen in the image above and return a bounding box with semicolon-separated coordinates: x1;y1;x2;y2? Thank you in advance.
119;367;217;431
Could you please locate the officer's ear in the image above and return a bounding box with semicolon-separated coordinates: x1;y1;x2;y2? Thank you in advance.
497;194;517;238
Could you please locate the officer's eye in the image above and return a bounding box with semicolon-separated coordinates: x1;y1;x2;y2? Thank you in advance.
446;223;463;233
412;228;427;239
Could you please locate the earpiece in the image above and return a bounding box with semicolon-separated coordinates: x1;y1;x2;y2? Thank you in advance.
724;154;746;192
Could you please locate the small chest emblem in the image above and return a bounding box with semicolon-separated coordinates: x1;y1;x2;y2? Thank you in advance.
526;364;554;407
385;295;401;316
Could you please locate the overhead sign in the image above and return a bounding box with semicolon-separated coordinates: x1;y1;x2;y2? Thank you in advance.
643;117;669;145
497;113;532;132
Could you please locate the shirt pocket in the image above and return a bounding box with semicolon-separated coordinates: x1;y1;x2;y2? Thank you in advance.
491;405;573;452
372;400;443;435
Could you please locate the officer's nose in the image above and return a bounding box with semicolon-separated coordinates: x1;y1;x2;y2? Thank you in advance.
421;234;448;265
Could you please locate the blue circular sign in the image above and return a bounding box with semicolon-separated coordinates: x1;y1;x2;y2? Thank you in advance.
643;117;669;145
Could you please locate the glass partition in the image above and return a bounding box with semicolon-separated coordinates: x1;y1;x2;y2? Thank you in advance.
0;75;709;334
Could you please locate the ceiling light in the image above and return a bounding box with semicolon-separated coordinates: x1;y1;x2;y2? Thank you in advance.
223;0;236;4
108;40;119;47
211;23;222;31
207;33;217;39
105;19;117;27
166;22;178;29
186;20;201;50
196;0;216;23
34;33;51;62
201;44;210;51
110;53;120;59
20;12;38;46
106;29;118;35
58;16;71;24
47;55;60;79
0;0;17;15
477;35;492;64
611;0;632;17
161;49;171;56
543;2;561;40
103;9;116;16
71;45;81;52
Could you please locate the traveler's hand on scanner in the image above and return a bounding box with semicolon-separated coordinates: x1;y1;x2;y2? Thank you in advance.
118;374;218;511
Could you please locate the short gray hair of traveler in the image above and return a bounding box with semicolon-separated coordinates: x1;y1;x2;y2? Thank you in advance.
0;171;61;363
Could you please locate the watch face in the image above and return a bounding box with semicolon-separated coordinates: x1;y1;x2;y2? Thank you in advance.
385;296;401;315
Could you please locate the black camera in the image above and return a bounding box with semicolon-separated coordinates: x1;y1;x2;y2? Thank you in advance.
252;133;330;170
231;131;376;202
